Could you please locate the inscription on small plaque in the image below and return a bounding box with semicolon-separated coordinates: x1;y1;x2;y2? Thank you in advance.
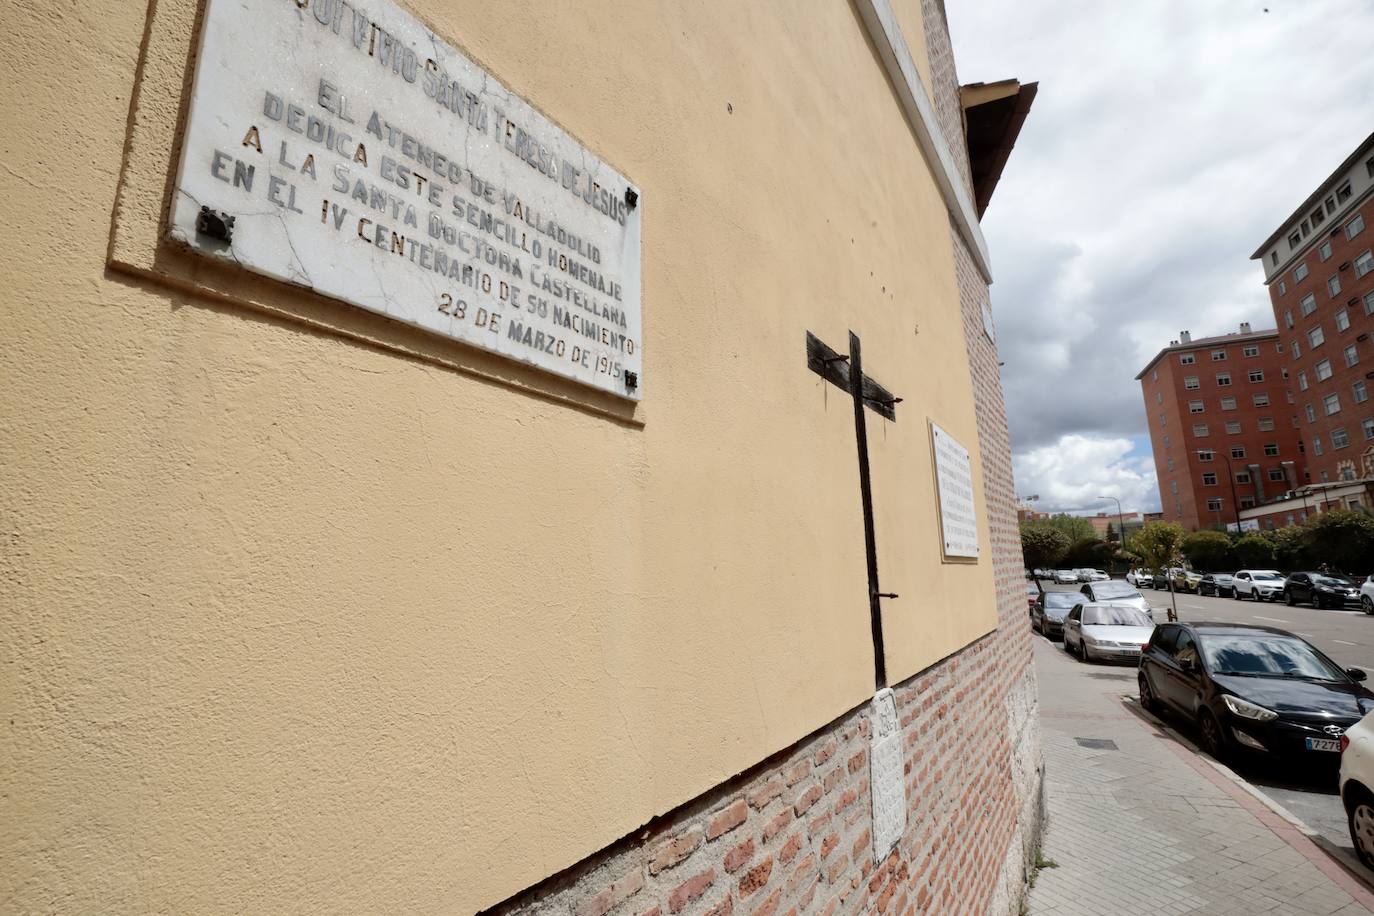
869;688;906;858
931;422;980;560
171;0;643;399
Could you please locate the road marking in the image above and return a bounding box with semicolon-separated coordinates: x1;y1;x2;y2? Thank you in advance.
1333;639;1358;646
1253;615;1290;623
1296;633;1316;638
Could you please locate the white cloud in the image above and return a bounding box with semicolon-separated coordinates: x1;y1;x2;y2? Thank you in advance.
1013;435;1159;515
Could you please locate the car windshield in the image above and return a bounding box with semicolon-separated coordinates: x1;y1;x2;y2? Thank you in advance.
1314;575;1355;587
1091;582;1140;600
1082;606;1152;627
1200;635;1347;680
1044;593;1079;608
1213;575;1232;582
1251;572;1284;582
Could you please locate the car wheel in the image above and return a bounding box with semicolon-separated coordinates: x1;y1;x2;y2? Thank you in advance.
1198;709;1230;761
1286;590;1295;606
1138;673;1158;713
1363;596;1374;616
1350;790;1374;870
1317;596;1327;610
1078;641;1091;663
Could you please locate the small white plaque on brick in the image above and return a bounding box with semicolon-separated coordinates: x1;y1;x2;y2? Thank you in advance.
931;422;980;561
869;687;906;859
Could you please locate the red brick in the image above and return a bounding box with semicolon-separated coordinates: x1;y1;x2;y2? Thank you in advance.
793;783;822;816
820;832;839;859
639;909;662;916
808;810;832;839
649;826;704;875
851;829;871;861
577;866;645;916
833;788;858;814
847;750;866;775
747;777;784;810
707;800;748;840
738;856;773;897
751;888;781;916
778;832;803;865
702;896;733;916
784;759;812;787
668;869;716;914
762;808;792;842
724;837;755;874
822;766;844;794
825;853;849;884
814;739;838;766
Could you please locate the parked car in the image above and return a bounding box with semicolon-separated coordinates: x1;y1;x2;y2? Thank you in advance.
1053;569;1079;584
1063;603;1154;663
1089;569;1110;581
1074;568;1096;583
1026;582;1040;613
1079;580;1153;620
1285;572;1362;609
1233;569;1287;602
1139;622;1374;763
1362;575;1374;615
1171;569;1203;593
1339;711;1374;867
1031;591;1079;640
1198;574;1235;598
1126;568;1155;588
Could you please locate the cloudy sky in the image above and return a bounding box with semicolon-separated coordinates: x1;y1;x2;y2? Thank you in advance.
946;0;1374;516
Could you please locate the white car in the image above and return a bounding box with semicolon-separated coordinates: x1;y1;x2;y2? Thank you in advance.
1088;569;1110;581
1361;575;1374;615
1079;580;1154;620
1126;568;1155;588
1062;603;1155;663
1340;711;1374;868
1234;569;1288;602
1053;569;1079;584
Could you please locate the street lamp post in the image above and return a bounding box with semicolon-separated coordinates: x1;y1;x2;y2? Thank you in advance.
1099;495;1126;554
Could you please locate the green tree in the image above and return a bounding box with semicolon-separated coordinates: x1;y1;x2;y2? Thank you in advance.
1271;526;1310;571
1232;533;1275;569
1304;510;1374;573
1063;537;1114;568
1128;522;1188;621
1020;523;1069;573
1042;513;1096;544
1181;530;1233;572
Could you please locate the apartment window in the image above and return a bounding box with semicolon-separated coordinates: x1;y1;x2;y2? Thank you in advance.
1366;291;1374;316
1189;400;1205;414
1313;208;1326;229
1345;344;1360;368
1283;309;1294;328
1356;250;1374;279
1320;470;1329;481
1336;309;1350;332
1230;446;1246;459
1258;417;1275;431
1298;371;1309;391
1300;292;1317;316
1290;232;1302;250
1236;471;1252;484
1292;341;1302;359
1252;393;1270;407
1240;497;1256;509
1193;423;1209;436
1313;436;1324;456
1332;427;1350;449
1295;262;1310;283
1170;480;1179;495
1349;213;1366;240
1272;251;1280;267
1247;368;1264;382
1356;380;1369;404
1338;181;1355;203
1197;449;1214;461
1302;219;1310;237
1305;403;1317;422
1324;392;1342;415
1202;472;1218;486
1315;359;1333;381
1167;457;1175;471
1287;390;1295;404
1216;372;1232;386
1308;326;1325;348
1151;369;1158;382
1220;396;1237;410
1179;353;1196;365
1328;275;1342;297
1364;418;1374;440
1159;413;1167;427
1268;468;1287;482
1225;421;1242;435
1211;349;1227;361
1163;435;1171;447
1155;391;1163;404
1207;498;1223;511
1184;375;1199;389
1263;443;1280;456
1368;155;1374;178
1243;345;1260;358
1319;240;1332;260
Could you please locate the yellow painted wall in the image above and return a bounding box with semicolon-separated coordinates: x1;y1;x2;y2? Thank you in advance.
0;0;996;912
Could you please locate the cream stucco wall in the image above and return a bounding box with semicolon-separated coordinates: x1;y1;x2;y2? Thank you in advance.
0;0;996;912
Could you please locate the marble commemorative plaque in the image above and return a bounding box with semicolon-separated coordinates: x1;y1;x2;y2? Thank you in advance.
171;0;643;399
931;422;980;560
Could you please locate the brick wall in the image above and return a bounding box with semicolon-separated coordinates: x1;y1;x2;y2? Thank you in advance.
481;13;1043;915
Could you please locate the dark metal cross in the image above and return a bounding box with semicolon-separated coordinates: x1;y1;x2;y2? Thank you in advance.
806;331;902;690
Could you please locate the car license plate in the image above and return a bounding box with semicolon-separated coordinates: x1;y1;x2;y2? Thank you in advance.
1306;737;1340;752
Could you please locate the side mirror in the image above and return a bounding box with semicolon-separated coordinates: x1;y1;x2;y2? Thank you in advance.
1348;668;1368;682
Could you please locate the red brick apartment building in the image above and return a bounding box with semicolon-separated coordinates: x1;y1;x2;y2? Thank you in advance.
1250;132;1374;514
1137;324;1306;531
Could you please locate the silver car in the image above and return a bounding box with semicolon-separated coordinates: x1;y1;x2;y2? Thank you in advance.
1063;603;1155;663
1079;580;1154;620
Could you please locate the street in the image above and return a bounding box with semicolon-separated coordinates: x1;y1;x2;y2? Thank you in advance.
1037;579;1374;882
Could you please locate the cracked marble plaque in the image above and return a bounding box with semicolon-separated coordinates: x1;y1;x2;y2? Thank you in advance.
171;0;642;399
931;422;979;560
869;687;906;859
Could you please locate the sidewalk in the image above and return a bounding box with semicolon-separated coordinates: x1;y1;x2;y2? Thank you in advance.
1028;636;1374;915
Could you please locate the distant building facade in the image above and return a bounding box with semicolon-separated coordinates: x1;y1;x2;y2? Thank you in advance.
1137;324;1306;530
1251;131;1374;496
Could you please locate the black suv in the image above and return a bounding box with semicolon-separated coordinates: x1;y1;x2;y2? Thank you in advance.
1138;622;1373;762
1284;572;1362;609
